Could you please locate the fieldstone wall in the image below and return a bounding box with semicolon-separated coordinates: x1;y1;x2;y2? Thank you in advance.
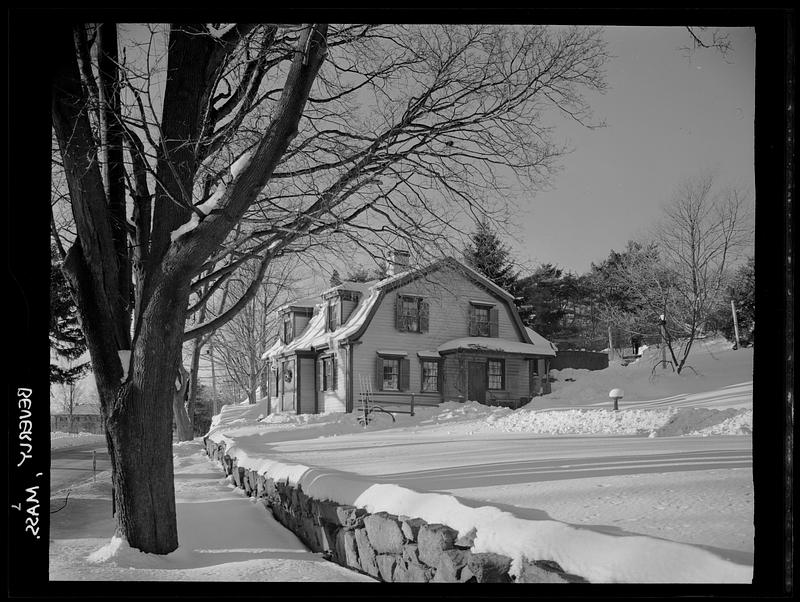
204;437;588;584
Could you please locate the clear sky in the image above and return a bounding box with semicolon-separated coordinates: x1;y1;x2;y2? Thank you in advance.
506;26;756;275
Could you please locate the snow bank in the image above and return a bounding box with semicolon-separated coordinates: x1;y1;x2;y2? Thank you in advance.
208;437;751;583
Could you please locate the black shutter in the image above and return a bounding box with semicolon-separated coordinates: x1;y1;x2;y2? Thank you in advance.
419;300;429;333
332;356;338;391
396;295;405;331
468;305;476;336
399;358;410;391
437;359;444;393
375;356;384;391
489;308;499;337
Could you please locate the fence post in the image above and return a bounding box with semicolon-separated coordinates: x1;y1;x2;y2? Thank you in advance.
410;393;415;416
92;450;97;483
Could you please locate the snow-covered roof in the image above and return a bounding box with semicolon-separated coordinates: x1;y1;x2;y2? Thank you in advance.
263;271;413;361
438;336;556;357
525;327;559;355
262;257;554;362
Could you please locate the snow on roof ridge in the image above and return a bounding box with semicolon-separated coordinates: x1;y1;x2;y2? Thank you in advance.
438;336;556;357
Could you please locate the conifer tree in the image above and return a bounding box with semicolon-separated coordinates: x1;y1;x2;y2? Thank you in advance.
463;220;523;300
50;243;89;384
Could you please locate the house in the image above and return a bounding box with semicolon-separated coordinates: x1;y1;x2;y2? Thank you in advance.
263;252;557;415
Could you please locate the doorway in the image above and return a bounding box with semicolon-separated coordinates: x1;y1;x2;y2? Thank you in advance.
467;361;487;403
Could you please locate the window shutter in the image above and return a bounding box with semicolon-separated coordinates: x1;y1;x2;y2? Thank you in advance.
375;356;384;391
489;308;499;337
468;306;476;336
332;357;338;391
324;304;330;332
395;295;405;331
319;359;325;391
437;359;444;393
419;300;429;333
399;358;410;391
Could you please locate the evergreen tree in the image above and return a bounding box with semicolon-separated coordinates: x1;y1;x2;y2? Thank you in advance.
50;243;89;384
517;264;585;339
463;220;522;300
329;269;343;287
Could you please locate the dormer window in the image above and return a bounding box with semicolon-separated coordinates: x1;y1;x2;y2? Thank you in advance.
325;300;340;332
283;315;294;343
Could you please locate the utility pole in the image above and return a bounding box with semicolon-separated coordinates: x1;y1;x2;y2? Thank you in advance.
730;300;741;350
659;314;667;369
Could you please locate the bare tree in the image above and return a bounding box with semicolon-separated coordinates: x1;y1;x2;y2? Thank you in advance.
650;173;752;372
52;380;84;432
209;258;297;412
52;22;607;553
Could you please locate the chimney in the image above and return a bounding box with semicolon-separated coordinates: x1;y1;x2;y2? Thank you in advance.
387;248;410;276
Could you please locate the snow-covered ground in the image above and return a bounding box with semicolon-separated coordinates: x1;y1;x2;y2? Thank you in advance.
50;337;754;583
49;442;374;582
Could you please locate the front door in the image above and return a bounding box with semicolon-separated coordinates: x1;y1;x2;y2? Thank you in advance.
281;359;296;411
467;361;487;403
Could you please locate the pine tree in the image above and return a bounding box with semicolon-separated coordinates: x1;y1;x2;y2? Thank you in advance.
50;243;89;384
463;220;522;299
329;269;343;287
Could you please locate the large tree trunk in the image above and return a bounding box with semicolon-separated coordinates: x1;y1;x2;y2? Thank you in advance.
53;22;329;555
106;272;190;553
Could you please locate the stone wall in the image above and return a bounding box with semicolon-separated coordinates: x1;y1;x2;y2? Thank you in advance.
204;437;587;584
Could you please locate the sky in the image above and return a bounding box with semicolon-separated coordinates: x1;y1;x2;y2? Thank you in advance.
506;26;756;275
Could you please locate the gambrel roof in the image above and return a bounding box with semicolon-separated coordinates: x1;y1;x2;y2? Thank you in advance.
263;256;549;361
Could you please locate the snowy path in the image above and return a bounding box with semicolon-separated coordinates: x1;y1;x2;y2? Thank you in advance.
49;442;375;581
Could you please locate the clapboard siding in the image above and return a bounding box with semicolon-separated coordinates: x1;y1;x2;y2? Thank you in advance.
352;267;523;397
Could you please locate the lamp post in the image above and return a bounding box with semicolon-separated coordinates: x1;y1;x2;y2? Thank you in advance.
609;388;624;411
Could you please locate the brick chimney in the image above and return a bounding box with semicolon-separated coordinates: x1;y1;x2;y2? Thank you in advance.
386;248;410;276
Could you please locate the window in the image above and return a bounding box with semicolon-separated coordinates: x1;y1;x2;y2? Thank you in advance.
472;306;490;336
401;296;420;332
469;303;498;337
382;358;400;391
396;295;429;333
326;300;339;332
421;360;440;393
321;356;337;391
283;316;293;343
377;355;410;391
487;359;504;390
